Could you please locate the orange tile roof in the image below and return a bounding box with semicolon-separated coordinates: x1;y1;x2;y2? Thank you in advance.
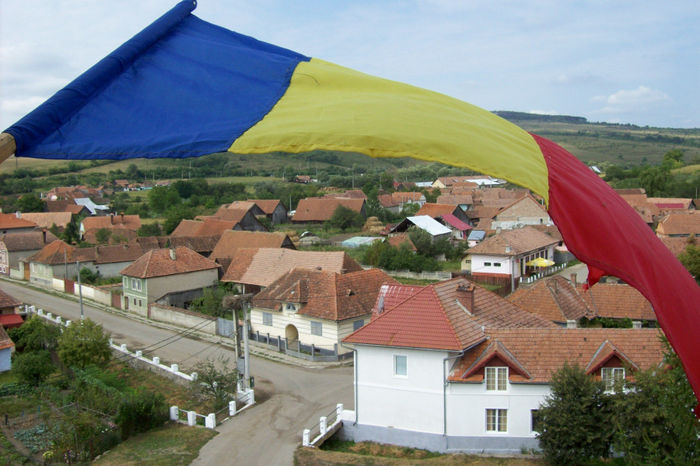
221;248;363;287
82;215;141;231
120;247;220;278
210;230;294;261
344;277;554;351
292;198;365;222
436;194;473;206
170;218;237;237
204;208;250;224
468;226;559;256
252;268;397;321
508;276;593;323
386;233;416;251
247;199;284;215
415;203;460;219
27;240;96;264
449;328;664;384
168;235;219;254
169;219;202;237
83;227;138;244
0;213;38;230
656;211;700;236
580;283;656;321
21;212;72;229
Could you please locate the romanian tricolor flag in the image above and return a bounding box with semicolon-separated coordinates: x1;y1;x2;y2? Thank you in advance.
4;1;700;410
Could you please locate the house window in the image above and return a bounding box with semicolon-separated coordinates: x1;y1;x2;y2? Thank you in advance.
394;355;407;376
285;303;296;311
138;299;142;307
493;262;501;267
131;278;141;291
601;367;625;392
531;409;542;433
310;321;322;336
262;312;273;326
485;367;508;391
486;408;507;432
353;320;364;331
484;262;492;266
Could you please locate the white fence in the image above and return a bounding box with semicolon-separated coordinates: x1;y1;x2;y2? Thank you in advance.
302;403;344;447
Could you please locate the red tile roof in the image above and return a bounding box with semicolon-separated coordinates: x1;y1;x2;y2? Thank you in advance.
252;268;397;321
221;248;362;287
292;198;365;222
580;283;656;321
344;277;554;351
120;247;219;279
27;240;96;265
508;276;593;323
449;328;664;384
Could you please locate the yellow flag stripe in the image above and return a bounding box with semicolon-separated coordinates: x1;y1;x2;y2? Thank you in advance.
231;58;549;203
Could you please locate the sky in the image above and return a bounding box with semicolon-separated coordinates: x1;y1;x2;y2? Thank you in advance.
1;0;698;130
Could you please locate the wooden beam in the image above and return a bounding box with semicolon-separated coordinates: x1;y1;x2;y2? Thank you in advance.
0;133;16;165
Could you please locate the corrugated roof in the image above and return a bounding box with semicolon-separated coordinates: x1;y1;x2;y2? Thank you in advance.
440;213;471;231
405;216;451;236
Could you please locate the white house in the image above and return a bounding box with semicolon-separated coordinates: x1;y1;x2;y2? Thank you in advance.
340;278;664;454
250;267;396;356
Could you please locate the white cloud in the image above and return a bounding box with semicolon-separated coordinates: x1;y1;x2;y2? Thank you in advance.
594;85;669;113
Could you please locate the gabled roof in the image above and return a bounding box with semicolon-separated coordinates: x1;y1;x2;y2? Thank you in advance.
221;248;363;287
93;242;157;265
247;199;285;214
585;340;639;375
656;211;699;236
82;214;141;231
292;197;365;222
0;213;38;230
494;194;548;219
252;268;397;321
459;339;532;380
449;328;664;384
0;288;21;309
0;230;58;252
74;197;110;215
170;218;236;237
647;197;693;210
581;283;656;321
20;212;72;229
210;230;294;262
415;203;460;219
344;278;554;351
226;201;265;216
467;226;558;256
120;247;219;278
508;276;593;323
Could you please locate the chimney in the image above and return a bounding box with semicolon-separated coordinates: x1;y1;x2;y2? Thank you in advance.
457;283;476;313
169;249;176;261
15;211;21;219
570;273;577;287
566;319;577;328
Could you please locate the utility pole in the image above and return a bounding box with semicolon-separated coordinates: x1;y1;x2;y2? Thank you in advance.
223;293;253;388
76;260;84;319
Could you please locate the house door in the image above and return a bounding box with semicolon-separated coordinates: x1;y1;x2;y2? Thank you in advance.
285;324;299;350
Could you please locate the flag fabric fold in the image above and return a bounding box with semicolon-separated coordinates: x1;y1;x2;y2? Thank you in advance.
4;0;700;410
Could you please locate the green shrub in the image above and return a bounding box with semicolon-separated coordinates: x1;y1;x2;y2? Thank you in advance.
115;388;168;440
13;350;55;385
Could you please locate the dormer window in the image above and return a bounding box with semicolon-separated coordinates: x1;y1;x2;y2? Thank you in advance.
485;367;508;391
285;303;296;311
601;367;625;392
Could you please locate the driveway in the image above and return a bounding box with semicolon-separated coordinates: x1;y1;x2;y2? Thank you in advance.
0;279;353;465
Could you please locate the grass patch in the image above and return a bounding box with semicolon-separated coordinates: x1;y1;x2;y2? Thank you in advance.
94;422;217;465
392;276;440;285
300;440;544;465
0;370;19;385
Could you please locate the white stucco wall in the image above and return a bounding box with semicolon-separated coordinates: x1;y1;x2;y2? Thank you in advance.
469;254;515;277
355;346;449;434
250;306;369;354
446;382;550;438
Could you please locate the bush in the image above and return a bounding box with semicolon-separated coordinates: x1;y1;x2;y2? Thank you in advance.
8;315;60;352
115;388;169;440
13;350;55;385
58;318;111;369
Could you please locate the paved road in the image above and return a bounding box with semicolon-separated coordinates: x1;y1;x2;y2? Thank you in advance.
0;279;353;465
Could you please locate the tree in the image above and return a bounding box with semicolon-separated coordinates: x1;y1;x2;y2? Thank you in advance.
661;149;684;170
191;356;238;410
13;350;55;384
148;185;181;214
536;363;614;464
8;315;60;352
189;284;230;317
612;338;700;463
326;205;364;231
58;318;112;369
62;216;82;244
80;267;100;285
138;222;162;237
679;241;700;284
95;228;112;244
17;193;45;212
